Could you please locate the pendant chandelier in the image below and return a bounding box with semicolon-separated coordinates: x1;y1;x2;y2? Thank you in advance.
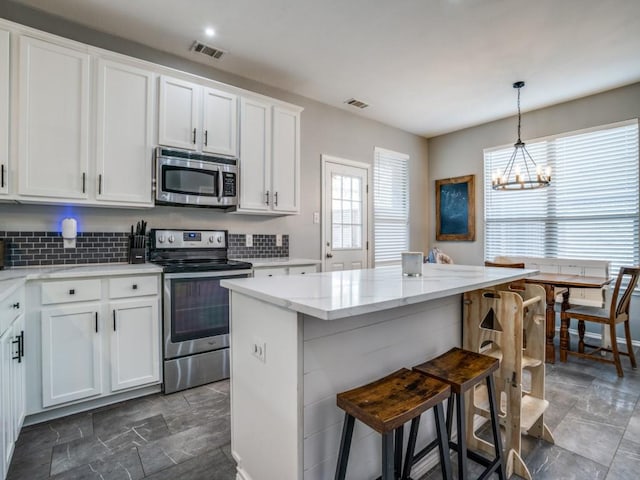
492;81;551;190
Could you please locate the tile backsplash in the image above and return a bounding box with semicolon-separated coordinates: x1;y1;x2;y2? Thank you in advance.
0;231;289;267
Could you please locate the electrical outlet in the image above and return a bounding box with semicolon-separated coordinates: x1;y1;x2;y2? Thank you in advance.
251;338;266;363
313;212;320;224
245;234;253;247
275;234;282;247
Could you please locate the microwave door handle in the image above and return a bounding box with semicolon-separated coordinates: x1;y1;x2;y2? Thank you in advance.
218;168;223;201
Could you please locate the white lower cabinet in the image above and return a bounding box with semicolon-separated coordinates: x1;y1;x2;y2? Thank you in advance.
252;263;319;277
41;303;103;407
1;283;25;480
29;274;161;413
109;299;159;392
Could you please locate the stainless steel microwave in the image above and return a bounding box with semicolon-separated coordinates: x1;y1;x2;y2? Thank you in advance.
155;147;238;208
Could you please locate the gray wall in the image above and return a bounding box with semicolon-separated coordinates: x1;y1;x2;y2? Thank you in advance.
0;1;430;261
428;82;640;265
428;82;640;341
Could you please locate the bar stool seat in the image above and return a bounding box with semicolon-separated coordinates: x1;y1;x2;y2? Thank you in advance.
335;368;453;480
413;348;506;480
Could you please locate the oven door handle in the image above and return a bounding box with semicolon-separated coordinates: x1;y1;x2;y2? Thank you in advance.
163;269;253;280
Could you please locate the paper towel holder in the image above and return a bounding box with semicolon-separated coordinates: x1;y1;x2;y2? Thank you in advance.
62;218;77;249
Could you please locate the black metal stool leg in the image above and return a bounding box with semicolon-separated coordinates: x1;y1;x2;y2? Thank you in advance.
445;392;455;440
394;426;404;477
335;413;355;480
486;375;506;480
401;417;420;480
382;431;395;480
456;393;468;480
434;403;453;480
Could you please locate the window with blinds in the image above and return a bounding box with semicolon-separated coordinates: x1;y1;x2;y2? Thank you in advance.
374;147;409;266
484;119;640;274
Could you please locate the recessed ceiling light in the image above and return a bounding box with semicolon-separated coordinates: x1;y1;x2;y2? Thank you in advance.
205;27;215;37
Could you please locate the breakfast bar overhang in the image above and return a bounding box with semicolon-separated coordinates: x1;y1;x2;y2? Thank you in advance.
221;264;535;480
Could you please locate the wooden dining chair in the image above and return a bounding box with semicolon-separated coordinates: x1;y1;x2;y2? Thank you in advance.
563;266;639;377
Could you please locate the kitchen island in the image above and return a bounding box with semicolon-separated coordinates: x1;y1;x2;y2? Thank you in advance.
221;264;534;480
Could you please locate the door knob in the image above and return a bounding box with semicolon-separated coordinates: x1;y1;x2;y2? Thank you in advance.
326;252;333;258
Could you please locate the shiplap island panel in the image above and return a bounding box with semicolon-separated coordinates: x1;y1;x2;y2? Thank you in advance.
221;264;534;480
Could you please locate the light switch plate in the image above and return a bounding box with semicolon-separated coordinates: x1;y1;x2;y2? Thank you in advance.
313;212;320;224
251;338;266;363
245;234;253;247
275;234;282;247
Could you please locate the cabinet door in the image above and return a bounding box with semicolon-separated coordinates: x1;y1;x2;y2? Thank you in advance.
0;28;9;196
109;299;160;392
239;96;272;212
272;106;301;214
11;315;25;438
202;87;238;157
41;304;102;407
0;327;15;478
18;36;90;199
96;58;154;205
158;76;199;150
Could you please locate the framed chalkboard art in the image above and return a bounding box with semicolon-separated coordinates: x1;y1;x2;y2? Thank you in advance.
435;174;475;241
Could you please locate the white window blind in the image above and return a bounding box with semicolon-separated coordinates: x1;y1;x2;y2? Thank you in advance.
484;119;640;274
374;147;409;265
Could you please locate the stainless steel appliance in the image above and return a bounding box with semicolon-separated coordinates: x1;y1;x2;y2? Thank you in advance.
155;147;238;208
149;228;252;393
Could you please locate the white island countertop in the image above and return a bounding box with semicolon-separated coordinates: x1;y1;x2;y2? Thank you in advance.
221;263;536;320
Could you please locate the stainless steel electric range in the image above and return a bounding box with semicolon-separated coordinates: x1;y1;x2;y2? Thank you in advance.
149;229;252;393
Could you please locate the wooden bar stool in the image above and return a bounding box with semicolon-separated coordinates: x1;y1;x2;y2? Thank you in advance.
412;348;506;480
335;368;453;480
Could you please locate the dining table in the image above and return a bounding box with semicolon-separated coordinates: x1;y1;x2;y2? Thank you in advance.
525;273;612;363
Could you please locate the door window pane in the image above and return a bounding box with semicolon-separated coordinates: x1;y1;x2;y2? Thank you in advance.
331;173;363;249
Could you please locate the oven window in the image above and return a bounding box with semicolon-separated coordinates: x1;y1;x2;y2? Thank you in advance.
163;166;219;196
170;276;230;342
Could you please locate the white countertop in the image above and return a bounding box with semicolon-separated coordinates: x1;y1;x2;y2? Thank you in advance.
221;263;537;320
0;263;162;287
234;257;322;268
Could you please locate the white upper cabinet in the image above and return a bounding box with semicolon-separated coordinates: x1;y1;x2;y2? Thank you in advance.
159;75;238;157
237;97;302;215
0;28;8;196
95;58;154;206
202;87;238;157
17;35;90;199
158;76;199;151
238;96;272;213
272;106;301;214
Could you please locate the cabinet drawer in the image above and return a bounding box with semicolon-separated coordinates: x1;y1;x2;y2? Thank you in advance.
253;267;288;278
41;279;102;305
288;265;317;275
109;275;158;299
1;284;24;333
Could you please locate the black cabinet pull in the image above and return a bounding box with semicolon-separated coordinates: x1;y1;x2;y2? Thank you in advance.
95;312;98;333
204;130;208;146
1;164;5;188
20;330;25;359
12;338;20;362
132;284;138;290
113;309;116;331
274;191;278;206
12;302;20;309
192;128;197;144
98;174;102;195
69;289;75;295
82;172;86;193
265;190;270;205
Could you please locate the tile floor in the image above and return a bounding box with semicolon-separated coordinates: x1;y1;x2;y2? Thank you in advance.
7;340;640;479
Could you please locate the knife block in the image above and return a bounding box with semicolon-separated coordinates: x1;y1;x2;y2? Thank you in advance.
128;236;146;264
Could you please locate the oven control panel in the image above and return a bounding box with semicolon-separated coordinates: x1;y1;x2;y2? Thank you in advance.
152;229;226;248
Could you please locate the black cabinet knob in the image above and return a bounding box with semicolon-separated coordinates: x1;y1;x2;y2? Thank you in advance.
132;284;138;290
69;289;75;295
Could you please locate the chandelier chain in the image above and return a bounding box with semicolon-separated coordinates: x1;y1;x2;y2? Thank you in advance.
516;86;522;143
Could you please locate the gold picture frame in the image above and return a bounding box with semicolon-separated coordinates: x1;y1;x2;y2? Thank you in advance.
435;174;476;241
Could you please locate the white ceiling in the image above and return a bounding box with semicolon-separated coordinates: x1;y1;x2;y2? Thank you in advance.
12;0;640;137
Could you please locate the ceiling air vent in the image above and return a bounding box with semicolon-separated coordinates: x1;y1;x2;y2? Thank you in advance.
344;98;369;109
190;41;226;59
